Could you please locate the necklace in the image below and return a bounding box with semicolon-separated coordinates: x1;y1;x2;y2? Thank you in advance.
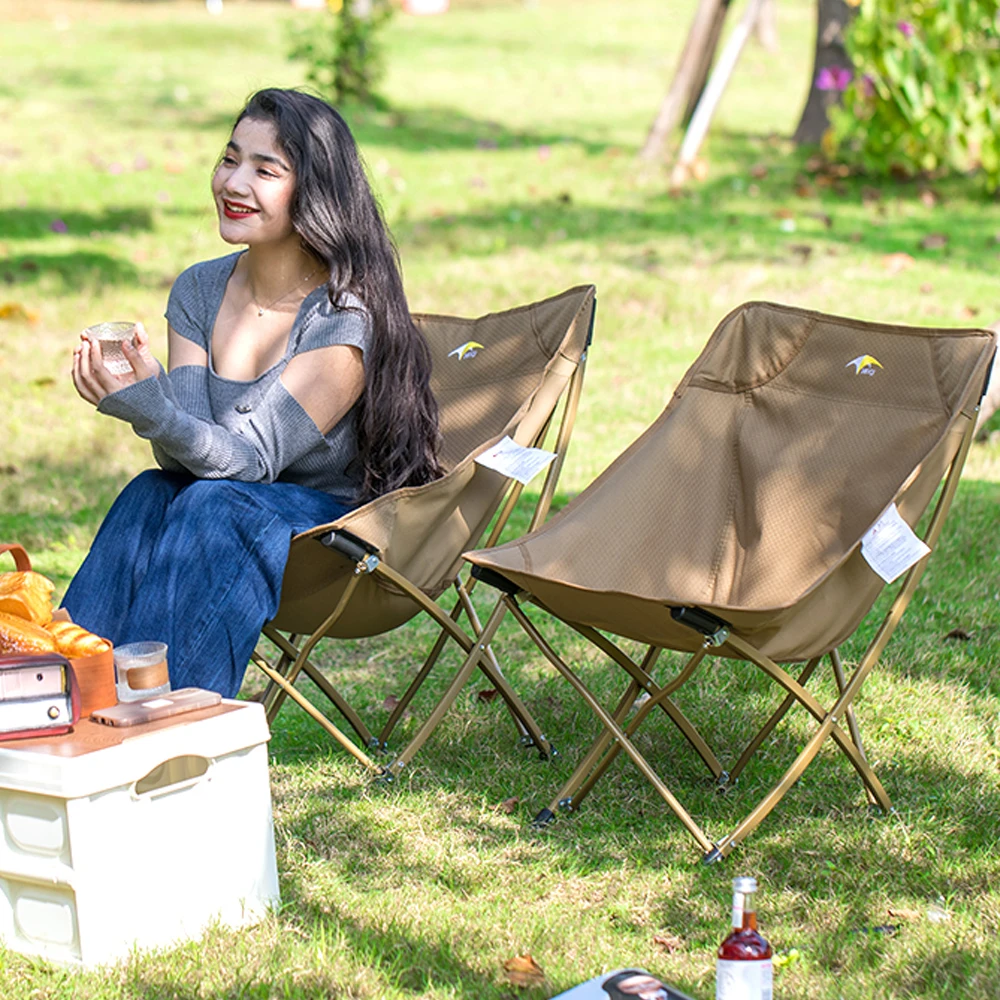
249;266;321;317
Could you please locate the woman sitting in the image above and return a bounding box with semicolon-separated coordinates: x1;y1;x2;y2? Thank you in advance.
65;87;442;698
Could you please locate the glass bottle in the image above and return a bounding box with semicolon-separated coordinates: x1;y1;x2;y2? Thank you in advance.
716;876;773;1000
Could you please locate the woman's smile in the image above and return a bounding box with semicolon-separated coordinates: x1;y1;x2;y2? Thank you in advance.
222;199;259;220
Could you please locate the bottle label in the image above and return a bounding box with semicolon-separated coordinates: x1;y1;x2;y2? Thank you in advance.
716;958;773;1000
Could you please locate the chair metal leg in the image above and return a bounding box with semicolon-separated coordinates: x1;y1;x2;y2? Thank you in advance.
534;679;642;826
510;599;715;854
383;596;515;779
256;658;381;772
568;624;723;779
568;647;716;812
829;647;877;806
379;594;467;748
725;657;821;786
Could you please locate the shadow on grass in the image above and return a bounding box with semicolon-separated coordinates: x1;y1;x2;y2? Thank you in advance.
347;103;615;156
0;206;154;240
0;456;133;553
0;250;140;289
395;184;1000;277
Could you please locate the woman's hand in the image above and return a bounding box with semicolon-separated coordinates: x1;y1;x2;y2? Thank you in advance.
72;323;159;407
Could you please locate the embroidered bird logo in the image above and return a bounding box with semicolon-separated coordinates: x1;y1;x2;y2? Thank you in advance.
448;340;484;360
845;354;883;374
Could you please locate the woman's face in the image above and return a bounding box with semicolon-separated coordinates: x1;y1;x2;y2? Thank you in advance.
212;117;297;248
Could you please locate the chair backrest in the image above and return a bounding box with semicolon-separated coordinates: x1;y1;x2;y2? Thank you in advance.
469;302;994;660
416;289;596;471
272;286;595;638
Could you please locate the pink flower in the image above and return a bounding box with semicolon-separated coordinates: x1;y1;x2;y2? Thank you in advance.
49;219;68;233
860;74;876;98
816;66;853;92
897;20;915;38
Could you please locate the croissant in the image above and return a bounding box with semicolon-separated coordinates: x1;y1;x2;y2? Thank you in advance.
0;611;58;655
0;570;55;625
45;620;112;659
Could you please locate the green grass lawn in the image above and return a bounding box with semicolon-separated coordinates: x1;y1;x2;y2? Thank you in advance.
2;0;1000;996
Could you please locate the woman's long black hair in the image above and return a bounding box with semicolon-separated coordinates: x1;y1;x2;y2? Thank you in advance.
235;88;443;501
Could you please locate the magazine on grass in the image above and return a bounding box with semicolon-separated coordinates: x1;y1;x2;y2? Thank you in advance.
549;968;697;1000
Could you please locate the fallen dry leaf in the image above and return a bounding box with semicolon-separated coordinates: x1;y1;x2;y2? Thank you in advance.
920;233;948;250
749;163;769;179
887;907;923;922
881;252;915;274
652;931;684;952
960;306;980;320
0;302;39;323
495;797;519;814
503;954;546;989
943;628;972;641
477;688;500;703
690;158;709;181
382;694;400;711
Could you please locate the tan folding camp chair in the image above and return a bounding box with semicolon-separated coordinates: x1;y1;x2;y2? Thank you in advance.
450;301;995;861
252;286;596;774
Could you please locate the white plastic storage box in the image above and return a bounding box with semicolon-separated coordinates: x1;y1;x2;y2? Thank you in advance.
0;700;280;965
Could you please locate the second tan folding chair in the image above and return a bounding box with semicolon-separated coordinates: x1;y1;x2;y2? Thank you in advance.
252;286;595;774
445;301;995;861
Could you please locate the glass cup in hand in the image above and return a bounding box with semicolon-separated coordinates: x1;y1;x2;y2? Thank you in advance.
82;321;137;376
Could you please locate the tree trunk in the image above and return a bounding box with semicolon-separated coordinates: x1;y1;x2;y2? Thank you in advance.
793;0;855;145
639;0;730;162
753;0;778;52
681;0;733;127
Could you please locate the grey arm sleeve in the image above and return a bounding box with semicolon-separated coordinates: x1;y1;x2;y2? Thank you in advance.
98;373;326;482
151;363;186;473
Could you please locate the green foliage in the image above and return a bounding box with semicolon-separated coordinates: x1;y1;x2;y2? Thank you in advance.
287;0;393;107
828;0;1000;189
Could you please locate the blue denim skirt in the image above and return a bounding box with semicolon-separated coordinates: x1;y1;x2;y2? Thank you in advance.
63;470;355;698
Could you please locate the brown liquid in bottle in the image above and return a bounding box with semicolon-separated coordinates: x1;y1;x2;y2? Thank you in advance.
718;906;772;961
716;877;773;1000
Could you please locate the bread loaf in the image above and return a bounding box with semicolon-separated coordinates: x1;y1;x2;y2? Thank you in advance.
0;611;58;655
45;620;112;659
0;570;55;625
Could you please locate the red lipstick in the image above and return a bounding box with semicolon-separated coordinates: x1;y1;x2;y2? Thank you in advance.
222;200;258;220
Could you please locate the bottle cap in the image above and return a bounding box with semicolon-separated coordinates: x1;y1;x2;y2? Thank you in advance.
732;876;758;893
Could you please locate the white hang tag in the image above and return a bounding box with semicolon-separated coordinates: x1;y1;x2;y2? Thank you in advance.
474;435;557;485
860;503;930;583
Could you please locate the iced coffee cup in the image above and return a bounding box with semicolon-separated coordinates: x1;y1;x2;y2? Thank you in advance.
83;321;137;376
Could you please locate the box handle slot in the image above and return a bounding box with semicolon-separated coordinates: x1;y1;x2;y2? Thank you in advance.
132;755;212;799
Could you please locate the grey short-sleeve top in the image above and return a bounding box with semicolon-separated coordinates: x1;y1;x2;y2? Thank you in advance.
97;252;369;504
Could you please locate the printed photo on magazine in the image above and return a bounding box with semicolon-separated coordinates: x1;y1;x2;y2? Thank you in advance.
548;968;697;1000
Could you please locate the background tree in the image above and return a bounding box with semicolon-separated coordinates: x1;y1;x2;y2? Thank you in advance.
793;0;857;144
288;0;394;107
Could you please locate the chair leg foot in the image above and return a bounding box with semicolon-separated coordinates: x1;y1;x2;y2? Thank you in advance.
532;808;556;829
376;759;404;785
714;770;731;794
702;845;726;865
529;735;557;761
